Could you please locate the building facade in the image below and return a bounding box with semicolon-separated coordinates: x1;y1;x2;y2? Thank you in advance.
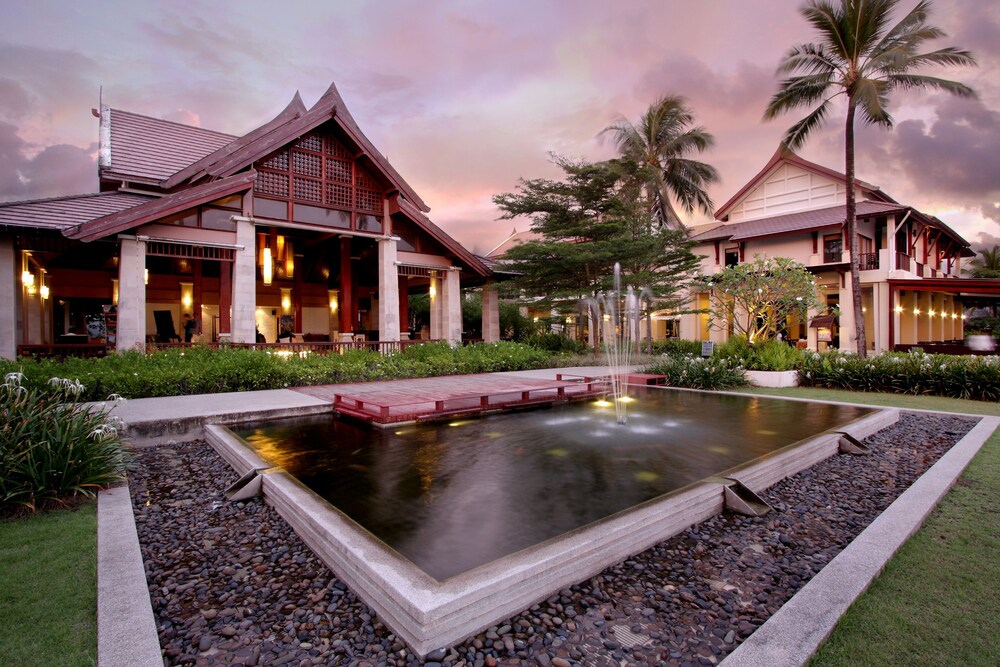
0;83;502;360
680;148;997;353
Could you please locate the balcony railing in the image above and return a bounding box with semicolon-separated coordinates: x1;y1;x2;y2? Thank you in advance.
857;252;879;270
895;251;911;271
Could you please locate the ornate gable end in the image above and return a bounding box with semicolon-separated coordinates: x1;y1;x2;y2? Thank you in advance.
252;124;390;234
726;162;846;223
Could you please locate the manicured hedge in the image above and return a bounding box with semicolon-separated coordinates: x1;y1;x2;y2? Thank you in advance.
0;342;553;401
799;349;1000;402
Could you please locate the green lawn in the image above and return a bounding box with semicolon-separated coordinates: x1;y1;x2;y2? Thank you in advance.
739;387;999;666
0;502;97;667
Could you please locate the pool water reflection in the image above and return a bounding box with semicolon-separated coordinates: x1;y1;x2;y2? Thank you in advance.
236;388;870;579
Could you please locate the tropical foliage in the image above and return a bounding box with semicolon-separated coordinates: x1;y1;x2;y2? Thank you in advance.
493;157;701;345
799;349;1000;401
967;245;1000;279
602;95;719;229
644;353;748;390
1;374;128;512
704;256;821;343
764;0;977;356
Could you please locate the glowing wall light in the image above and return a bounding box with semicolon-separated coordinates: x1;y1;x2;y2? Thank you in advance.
144;268;149;285
280;287;292;313
180;282;194;309
262;243;273;285
21;270;34;288
284;240;294;279
328;290;338;312
112;279;119;305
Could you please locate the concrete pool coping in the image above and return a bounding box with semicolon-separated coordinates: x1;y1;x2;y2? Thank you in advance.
94;374;999;665
204;405;897;656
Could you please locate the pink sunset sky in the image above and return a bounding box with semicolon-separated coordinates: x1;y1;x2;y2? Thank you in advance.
1;0;998;254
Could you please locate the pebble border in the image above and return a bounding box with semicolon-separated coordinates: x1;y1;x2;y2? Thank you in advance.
97;407;999;666
720;415;1000;666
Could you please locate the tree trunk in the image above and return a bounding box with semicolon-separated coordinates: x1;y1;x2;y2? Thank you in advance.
845;102;867;357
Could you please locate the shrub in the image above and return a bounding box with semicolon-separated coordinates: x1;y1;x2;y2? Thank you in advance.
645;354;748;390
523;333;587;355
711;336;804;371
0;342;557;400
649;339;702;356
799;349;1000;402
0;373;128;512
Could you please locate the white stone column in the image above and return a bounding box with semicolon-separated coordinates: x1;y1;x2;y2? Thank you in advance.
481;280;500;342
0;237;16;360
442;267;462;346
117;237;147;352
377;237;400;343
429;272;443;341
231;219;256;343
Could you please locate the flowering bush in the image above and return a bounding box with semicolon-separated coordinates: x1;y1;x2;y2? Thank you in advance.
799;349;1000;401
645;354;748;390
0;373;128;511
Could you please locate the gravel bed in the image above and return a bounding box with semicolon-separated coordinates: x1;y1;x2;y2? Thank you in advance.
129;412;977;667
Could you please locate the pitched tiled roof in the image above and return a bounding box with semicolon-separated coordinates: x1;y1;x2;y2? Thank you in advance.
104;109;236;183
161;83;430;213
690;201;907;242
0;192;153;231
395;197;489;277
67;171;256;242
485;227;543;258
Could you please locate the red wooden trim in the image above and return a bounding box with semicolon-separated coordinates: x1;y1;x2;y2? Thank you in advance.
811;231;818;254
339;237;353;334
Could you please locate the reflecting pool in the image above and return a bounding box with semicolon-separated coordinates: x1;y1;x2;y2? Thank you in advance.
236;388;870;579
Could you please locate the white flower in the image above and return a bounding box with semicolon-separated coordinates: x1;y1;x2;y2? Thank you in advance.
107;393;127;405
3;371;24;386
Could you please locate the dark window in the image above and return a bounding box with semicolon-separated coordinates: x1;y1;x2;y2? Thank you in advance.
209;194;243;210
724;249;739;267
293;204;351;229
824;235;842;263
200;207;237;232
253;197;288;221
356;214;382;234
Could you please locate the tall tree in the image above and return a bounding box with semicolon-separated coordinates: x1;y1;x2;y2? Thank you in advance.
764;0;976;357
493;157;700;348
602;95;719;230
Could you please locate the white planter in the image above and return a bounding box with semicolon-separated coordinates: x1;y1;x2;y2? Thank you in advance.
745;369;800;388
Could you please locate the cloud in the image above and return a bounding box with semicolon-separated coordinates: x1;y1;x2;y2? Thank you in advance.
0;78;35;120
886;97;1000;201
0;120;96;201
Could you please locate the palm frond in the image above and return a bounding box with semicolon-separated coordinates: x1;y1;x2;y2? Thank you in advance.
886;73;977;97
853;79;893;126
781;101;832;151
764;74;837;119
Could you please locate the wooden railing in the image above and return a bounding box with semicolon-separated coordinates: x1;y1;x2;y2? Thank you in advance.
895;251;910;271
17;343;109;359
857;252;879;270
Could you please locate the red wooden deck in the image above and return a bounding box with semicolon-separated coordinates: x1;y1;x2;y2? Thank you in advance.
292;374;610;425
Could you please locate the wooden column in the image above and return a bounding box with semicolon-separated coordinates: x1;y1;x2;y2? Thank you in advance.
398;275;409;339
219;261;232;337
338;237;353;339
193;260;203;336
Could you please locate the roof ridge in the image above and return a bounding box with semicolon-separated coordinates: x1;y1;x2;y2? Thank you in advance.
110;108;237;140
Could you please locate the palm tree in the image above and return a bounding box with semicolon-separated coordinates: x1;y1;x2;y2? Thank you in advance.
968;245;1000;279
603;95;719;230
764;0;976;356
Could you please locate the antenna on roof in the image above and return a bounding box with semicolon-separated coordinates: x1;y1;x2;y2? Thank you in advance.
92;85;104;118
